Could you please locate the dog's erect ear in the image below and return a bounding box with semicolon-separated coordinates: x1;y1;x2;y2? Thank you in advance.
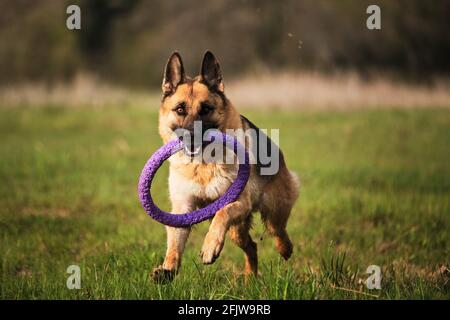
200;51;224;93
162;52;186;95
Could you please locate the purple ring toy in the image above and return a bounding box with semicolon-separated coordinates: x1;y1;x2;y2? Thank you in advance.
138;131;250;227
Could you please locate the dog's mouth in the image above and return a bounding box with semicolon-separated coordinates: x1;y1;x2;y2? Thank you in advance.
182;139;215;157
175;125;220;158
183;144;202;157
179;134;207;156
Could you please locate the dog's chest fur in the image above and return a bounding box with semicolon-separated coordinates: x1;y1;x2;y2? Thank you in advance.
169;159;238;206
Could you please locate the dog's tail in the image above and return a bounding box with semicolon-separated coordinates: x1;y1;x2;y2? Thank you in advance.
289;170;301;201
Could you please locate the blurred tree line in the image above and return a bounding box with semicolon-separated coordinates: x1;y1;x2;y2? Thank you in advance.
0;0;449;88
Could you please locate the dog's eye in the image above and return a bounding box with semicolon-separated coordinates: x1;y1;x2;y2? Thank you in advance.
199;103;214;116
174;103;186;116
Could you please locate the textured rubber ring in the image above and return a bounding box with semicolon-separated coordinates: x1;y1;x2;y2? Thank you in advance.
138;131;250;227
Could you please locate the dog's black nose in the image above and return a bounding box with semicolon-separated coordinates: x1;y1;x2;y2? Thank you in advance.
202;122;218;132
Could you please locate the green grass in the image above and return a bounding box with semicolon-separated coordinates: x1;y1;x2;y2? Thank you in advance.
0;105;449;299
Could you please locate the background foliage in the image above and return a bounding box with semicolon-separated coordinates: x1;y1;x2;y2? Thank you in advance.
1;0;449;87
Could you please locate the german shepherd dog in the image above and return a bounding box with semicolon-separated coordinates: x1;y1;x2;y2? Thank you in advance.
152;51;299;283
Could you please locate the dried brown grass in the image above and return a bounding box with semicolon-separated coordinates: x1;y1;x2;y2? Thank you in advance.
1;72;449;110
0;73;159;109
227;71;450;110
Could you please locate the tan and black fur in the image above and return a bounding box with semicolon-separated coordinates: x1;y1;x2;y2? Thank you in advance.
152;51;299;283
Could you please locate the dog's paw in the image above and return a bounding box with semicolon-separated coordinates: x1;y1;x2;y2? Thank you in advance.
200;237;224;265
276;239;293;261
151;266;176;284
281;243;293;260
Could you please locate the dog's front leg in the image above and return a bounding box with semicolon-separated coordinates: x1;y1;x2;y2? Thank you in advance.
200;197;250;264
152;202;191;283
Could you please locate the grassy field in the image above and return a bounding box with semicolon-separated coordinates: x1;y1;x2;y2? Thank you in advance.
0;105;449;299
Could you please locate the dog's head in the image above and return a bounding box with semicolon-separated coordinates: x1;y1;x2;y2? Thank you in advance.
158;51;229;155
